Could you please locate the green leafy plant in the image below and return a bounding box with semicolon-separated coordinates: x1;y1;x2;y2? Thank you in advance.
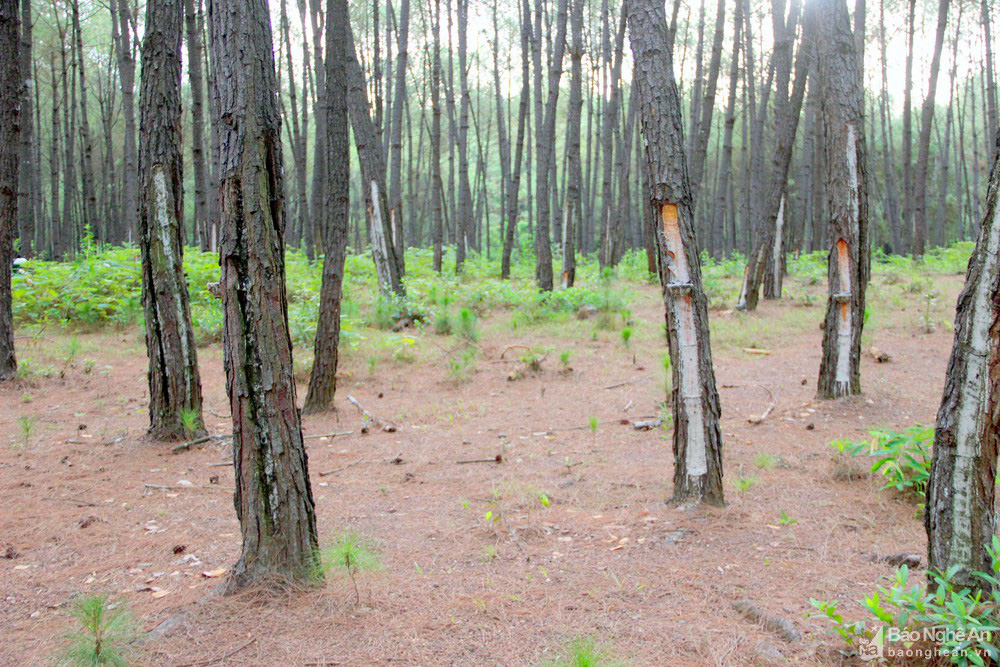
754;453;776;470
544;636;619;667
59;594;137;666
63;337;82;365
777;509;797;526
809;541;1000;666
458;307;479;342
734;473;757;494
620;326;633;348
318;531;383;603
830;426;932;503
588;416;599;435
559;350;571;368
178;408;202;437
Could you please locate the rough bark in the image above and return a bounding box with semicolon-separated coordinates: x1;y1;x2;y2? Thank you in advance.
346;20;405;297
72;0;97;235
431;0;444;272
388;0;409;265
911;0;949;257
711;0;741;258
815;0;870;400
207;0;320;590
184;0;210;250
501;0;531;280
138;0;204;440
304;0;351;415
627;0;724;506
925;127;1000;591
110;0;138;241
687;0;725;202
598;11;627;268
562;0;583;289
455;0;472;271
0;0;19;381
16;0;33;257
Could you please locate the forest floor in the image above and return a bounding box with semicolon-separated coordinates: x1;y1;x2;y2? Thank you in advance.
0;262;965;666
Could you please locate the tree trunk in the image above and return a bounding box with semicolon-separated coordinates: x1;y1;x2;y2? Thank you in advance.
687;0;725;202
711;0;741;258
388;0;409;266
0;0;19;381
207;0;320;591
982;0;997;164
501;0;531;280
925;127;1000;592
16;0;33;257
627;0;724;506
455;0;472;271
815;0;870;400
431;0;444;272
184;0;210;251
110;0;138;242
72;0;97;236
598;11;626;269
561;0;583;288
911;0;949;257
900;0;915;253
138;0;205;440
304;0;351;415
346;19;405;297
533;0;568;291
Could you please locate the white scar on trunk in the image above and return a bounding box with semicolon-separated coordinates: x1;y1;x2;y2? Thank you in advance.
834;124;860;395
949;196;1000;568
369;180;392;293
153;166;193;395
772;195;785;290
661;204;707;477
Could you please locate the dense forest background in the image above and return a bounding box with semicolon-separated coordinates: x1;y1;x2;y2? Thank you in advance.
12;0;999;266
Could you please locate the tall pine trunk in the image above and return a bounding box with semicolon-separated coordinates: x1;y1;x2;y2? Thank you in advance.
926;127;1000;592
208;0;320;591
0;0;19;381
815;0;870;399
138;0;204;440
627;0;724;506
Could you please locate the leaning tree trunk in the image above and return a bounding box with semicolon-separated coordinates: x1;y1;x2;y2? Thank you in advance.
925;127;1000;592
207;0;320;591
815;0;870;399
627;0;724;506
346;21;405;297
0;0;20;381
138;0;205;440
303;0;350;415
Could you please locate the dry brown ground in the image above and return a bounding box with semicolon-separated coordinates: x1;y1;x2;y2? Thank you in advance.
0;274;963;666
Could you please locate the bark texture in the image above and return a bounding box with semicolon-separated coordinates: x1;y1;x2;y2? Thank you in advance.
627;0;724;506
303;0;350;415
0;0;19;381
926;128;1000;591
815;0;870;399
207;0;320;590
138;0;204;439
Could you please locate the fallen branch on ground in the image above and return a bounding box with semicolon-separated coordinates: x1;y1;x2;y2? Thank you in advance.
171;433;233;453
318;459;373;477
347;395;397;433
456;455;503;464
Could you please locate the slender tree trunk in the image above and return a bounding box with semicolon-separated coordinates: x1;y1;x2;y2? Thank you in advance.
454;0;472;270
627;0;724;506
533;0;568;291
562;0;584;288
982;0;997;164
184;0;210;251
388;0;409;265
138;0;204;440
207;0;320;591
346;19;405;297
72;0;97;236
304;0;351;415
911;0;949;257
688;0;725;202
712;0;741;259
598;11;626;268
16;0;33;257
815;0;870;399
0;0;19;380
110;0;138;242
925;126;1000;592
900;0;915;253
877;0;901;253
431;0;444;272
501;0;531;280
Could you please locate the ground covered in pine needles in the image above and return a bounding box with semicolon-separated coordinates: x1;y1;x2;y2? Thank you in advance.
0;246;971;665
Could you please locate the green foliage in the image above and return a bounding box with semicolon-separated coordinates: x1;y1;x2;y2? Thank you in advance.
777;509;797;526
178;408;201;436
588;416;599;434
830;426;932;502
620;326;633;348
457;307;479;342
809;541;1000;666
559;350;571;368
17;415;36;448
734;474;757;493
753;453;776;470
317;531;383;603
59;594;137;666
447;348;478;382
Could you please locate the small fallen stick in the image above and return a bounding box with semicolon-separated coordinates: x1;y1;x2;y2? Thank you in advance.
500;344;532;359
346;395;397;432
318;459;372;477
747;386;776;425
143;483;232;492
171;433;233;453
303;431;354;440
742;347;772;355
456;454;503;464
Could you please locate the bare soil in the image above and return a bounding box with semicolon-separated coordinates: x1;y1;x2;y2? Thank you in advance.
0;276;962;666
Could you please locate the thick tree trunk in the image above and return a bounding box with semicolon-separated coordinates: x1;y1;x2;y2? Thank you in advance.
815;0;870;400
925;127;1000;592
627;0;724;506
304;0;351;415
346;20;405;297
0;0;19;381
208;0;320;591
911;0;949;257
16;0;33;257
138;0;204;440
